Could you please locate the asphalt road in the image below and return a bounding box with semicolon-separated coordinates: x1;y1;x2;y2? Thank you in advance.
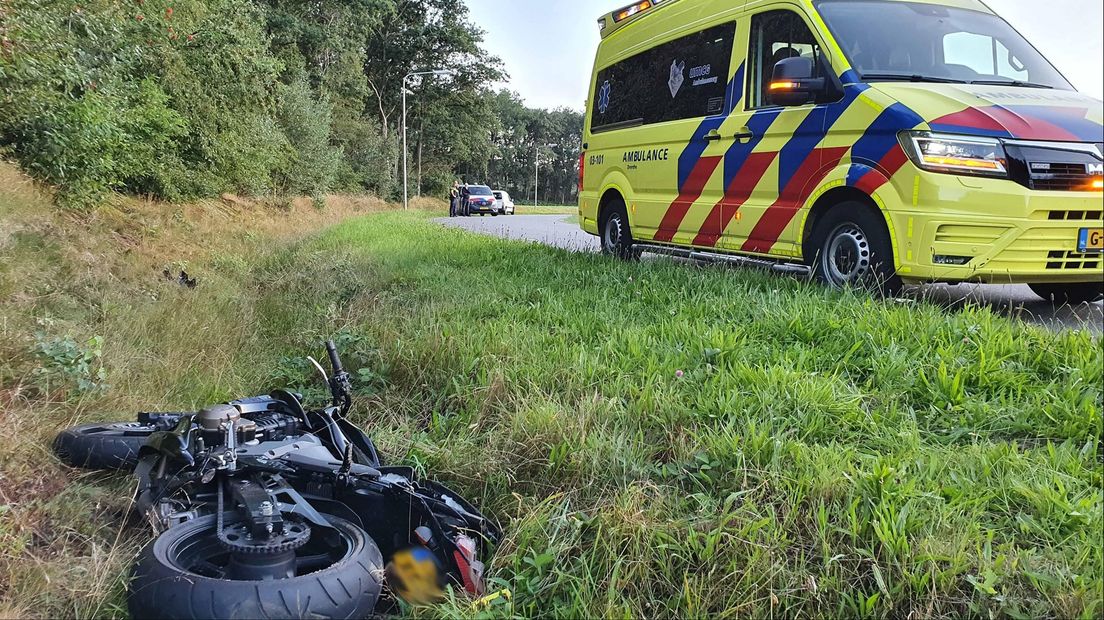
438;214;1104;333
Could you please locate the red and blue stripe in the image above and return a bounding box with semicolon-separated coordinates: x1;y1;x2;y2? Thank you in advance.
657;65;746;242
929;105;1102;142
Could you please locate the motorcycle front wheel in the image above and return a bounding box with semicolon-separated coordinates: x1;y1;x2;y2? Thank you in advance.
53;421;158;471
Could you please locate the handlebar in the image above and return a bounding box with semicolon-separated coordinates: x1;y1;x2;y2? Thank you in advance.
323;340;353;419
325;340;344;375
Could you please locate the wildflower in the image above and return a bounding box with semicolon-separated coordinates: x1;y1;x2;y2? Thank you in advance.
165;7;173;18
136;13;144;21
675;370;684;379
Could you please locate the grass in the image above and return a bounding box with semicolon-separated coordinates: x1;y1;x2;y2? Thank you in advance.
1;161;1101;618
514;204;578;215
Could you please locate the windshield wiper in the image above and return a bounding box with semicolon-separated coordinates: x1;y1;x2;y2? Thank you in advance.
969;79;1054;89
860;73;971;84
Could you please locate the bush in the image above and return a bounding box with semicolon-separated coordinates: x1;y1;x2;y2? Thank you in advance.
275;76;341;197
331;114;397;197
0;0;506;207
0;0;301;205
153;0;289;198
0;1;137;206
31;332;109;396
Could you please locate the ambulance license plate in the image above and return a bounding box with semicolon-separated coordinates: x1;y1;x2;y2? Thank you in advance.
1078;228;1103;253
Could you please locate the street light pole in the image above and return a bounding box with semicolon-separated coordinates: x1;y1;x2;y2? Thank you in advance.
403;69;454;211
533;143;555;208
402;82;408;210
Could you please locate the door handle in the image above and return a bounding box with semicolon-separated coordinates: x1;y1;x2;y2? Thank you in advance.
704;129;722;142
734;128;755;141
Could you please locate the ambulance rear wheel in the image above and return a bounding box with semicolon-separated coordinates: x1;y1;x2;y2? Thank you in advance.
1029;282;1104;304
600;200;635;260
810;204;901;296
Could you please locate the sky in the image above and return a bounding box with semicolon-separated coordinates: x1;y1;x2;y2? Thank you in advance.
465;0;1104;111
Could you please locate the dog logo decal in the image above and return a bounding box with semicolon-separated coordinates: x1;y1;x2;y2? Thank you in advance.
668;60;686;98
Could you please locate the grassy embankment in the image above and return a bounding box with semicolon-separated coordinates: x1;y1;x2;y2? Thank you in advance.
1;160;1101;618
515;204;577;215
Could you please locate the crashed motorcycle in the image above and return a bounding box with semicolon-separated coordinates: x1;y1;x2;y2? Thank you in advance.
54;342;499;619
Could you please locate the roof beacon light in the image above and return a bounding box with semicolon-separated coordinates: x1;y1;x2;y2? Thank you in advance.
614;1;654;22
599;0;676;37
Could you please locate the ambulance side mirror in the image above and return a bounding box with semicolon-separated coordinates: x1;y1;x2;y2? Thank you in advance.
769;57;826;107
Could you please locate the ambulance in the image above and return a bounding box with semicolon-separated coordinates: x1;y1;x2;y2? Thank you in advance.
578;0;1104;302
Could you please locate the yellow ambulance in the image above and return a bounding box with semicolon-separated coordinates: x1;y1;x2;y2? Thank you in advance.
578;0;1104;301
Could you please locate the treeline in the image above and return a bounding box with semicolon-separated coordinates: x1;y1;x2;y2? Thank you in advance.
0;0;583;208
483;91;583;207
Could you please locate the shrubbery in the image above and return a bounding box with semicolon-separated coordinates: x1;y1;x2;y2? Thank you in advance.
0;0;389;207
0;0;578;208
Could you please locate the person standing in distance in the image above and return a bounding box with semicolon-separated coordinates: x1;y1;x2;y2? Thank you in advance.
449;180;461;217
459;181;470;217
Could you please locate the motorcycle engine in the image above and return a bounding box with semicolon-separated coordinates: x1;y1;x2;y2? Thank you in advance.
195;403;299;448
196;404;241;431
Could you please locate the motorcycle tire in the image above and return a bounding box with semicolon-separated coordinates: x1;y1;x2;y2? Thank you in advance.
128;513;384;620
53;421;157;471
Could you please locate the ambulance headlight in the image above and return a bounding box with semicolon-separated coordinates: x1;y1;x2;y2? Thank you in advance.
900;132;1008;178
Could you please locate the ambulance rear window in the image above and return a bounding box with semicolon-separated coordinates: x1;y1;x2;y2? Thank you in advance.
592;22;736;132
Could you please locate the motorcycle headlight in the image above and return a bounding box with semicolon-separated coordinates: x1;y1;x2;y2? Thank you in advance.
900;132;1008;178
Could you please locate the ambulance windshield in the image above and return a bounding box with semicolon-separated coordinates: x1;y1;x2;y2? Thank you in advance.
816;0;1072;90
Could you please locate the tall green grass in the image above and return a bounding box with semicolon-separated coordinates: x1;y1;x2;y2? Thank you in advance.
2;200;1100;618
286;213;1102;618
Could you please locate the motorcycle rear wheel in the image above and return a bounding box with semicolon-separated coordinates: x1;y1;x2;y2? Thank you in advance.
128;513;383;620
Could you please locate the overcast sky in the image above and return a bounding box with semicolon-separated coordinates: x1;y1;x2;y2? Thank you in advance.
466;0;1104;110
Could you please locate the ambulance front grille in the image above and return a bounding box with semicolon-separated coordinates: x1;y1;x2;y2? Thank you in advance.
1046;210;1104;221
1046;251;1101;271
1028;162;1095;192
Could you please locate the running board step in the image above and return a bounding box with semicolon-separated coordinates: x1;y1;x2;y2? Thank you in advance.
635;243;811;276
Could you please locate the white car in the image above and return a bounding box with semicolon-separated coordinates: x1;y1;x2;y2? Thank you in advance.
493;190;515;215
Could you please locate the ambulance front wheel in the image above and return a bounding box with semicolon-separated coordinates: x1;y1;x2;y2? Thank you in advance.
600;199;636;260
810;204;902;297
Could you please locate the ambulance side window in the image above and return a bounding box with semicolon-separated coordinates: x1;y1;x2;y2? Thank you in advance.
591;23;736;132
748;10;828;109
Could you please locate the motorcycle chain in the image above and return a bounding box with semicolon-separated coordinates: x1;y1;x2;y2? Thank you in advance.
217;519;312;555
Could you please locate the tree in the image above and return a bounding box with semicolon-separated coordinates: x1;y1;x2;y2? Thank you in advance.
0;0;563;206
482;92;583;205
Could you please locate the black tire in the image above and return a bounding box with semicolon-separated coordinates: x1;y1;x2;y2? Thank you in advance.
54;421;157;471
600;198;636;260
1030;282;1104;304
809;203;902;296
128;514;383;620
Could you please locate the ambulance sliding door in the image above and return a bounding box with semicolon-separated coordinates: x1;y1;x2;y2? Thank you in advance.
718;8;835;256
